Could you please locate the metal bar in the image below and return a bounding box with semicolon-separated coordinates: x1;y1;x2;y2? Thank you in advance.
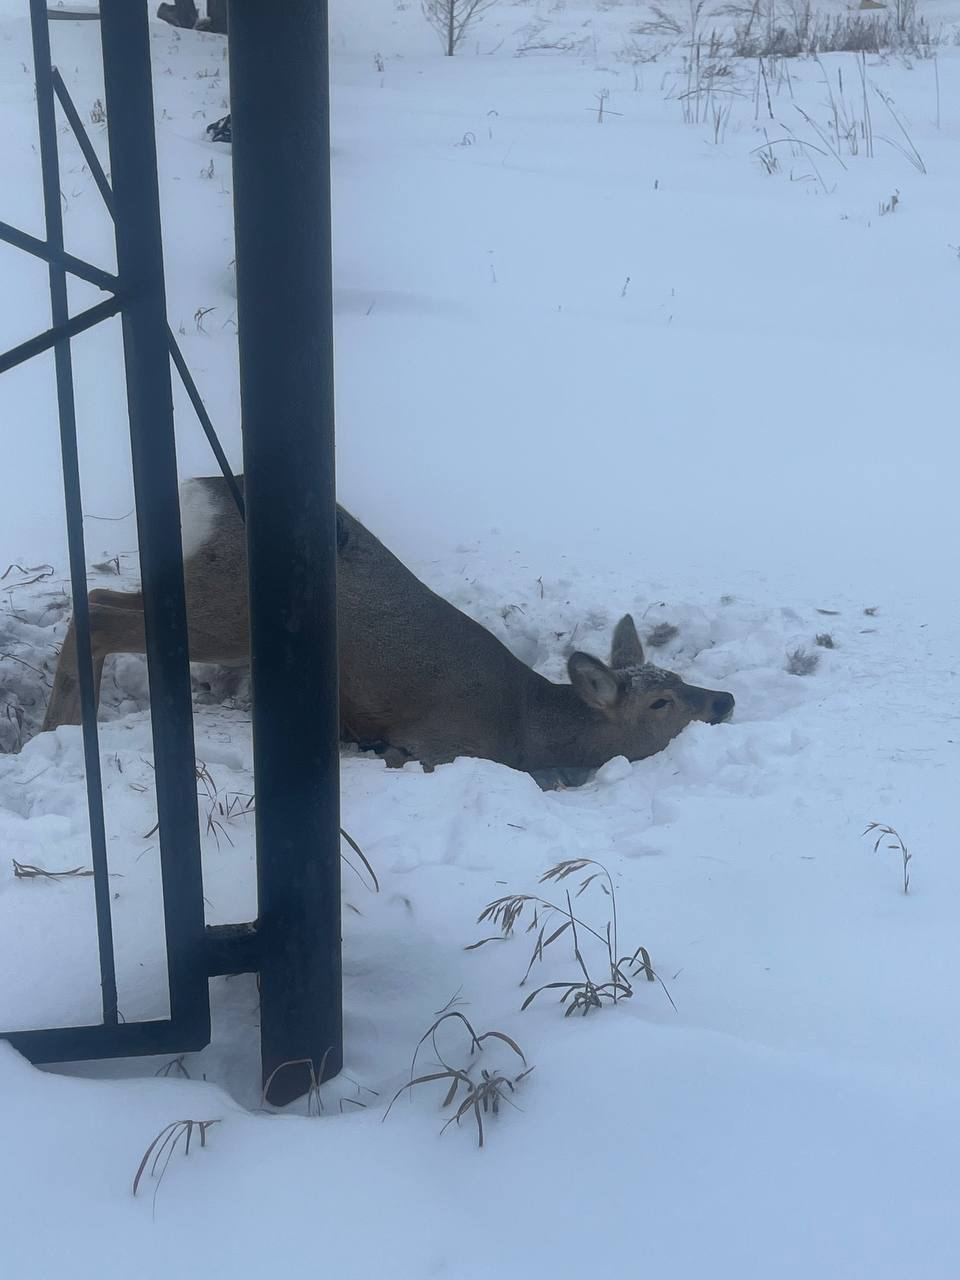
51;68;115;214
47;8;101;20
168;339;245;519
4;1016;209;1066
206;922;260;977
52;67;245;520
0;218;118;292
29;0;119;1027
98;0;209;1046
0;294;123;376
229;0;342;1106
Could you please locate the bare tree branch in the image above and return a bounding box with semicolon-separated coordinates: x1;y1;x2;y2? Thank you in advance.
421;0;498;56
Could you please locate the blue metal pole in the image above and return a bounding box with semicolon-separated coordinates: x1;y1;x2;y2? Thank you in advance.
28;0;118;1027
229;0;342;1105
98;0;209;1041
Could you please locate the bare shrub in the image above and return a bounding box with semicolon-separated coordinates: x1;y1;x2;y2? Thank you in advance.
422;0;498;56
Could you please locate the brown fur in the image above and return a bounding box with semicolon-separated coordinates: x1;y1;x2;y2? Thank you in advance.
43;476;734;778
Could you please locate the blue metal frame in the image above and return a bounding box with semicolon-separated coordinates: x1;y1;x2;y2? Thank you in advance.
1;1;342;1106
230;0;342;1106
1;0;208;1061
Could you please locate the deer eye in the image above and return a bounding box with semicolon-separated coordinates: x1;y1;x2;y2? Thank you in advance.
649;697;672;711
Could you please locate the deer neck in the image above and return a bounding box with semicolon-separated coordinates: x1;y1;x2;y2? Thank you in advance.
517;675;610;773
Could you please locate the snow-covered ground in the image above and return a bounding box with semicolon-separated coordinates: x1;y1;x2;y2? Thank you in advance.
3;0;960;1275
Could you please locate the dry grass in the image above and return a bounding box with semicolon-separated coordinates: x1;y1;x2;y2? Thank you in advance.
1;561;54;587
132;1119;219;1206
2;702;25;752
155;1055;191;1079
142;759;379;892
385;1012;532;1148
12;858;93;880
646;621;680;648
785;647;819;676
863;821;912;893
756;131;781;174
472;858;671;1016
0;651;51;684
262;1052;331;1115
260;1053;379;1114
727;2;939;58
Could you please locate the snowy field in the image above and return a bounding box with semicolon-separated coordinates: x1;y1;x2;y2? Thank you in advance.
2;0;960;1275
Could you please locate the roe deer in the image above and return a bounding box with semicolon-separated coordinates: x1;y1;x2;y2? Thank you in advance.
42;476;734;781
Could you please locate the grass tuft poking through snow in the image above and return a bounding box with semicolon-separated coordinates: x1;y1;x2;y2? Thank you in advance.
785;646;820;675
863;821;913;894
474;858;667;1014
386;1011;532;1148
132;1118;220;1209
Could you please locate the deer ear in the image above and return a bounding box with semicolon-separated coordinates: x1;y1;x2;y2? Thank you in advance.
568;652;621;711
611;614;644;668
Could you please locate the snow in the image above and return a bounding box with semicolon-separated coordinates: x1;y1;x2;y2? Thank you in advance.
3;0;960;1275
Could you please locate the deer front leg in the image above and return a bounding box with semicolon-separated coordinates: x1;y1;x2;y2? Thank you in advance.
42;589;146;731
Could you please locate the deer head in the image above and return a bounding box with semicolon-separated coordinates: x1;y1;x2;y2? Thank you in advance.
566;614;734;762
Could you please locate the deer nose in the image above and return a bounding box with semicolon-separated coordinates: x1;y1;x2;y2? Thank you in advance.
710;692;735;724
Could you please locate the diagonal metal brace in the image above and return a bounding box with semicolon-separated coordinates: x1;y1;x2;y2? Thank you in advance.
0;218;118;293
0;294;125;376
53;67;115;213
52;66;245;519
